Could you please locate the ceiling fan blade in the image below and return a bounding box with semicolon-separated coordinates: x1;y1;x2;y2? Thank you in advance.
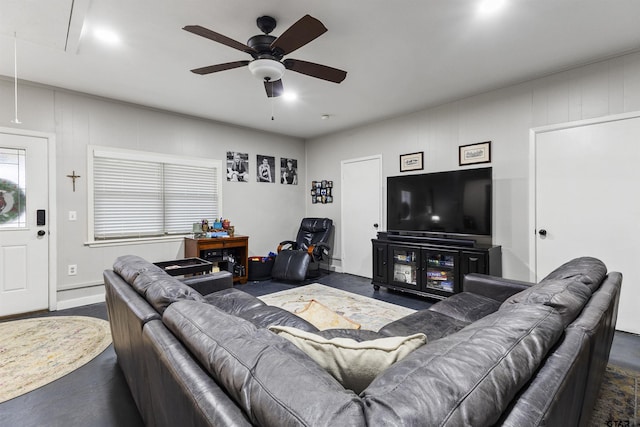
283;59;347;83
190;61;250;75
183;25;256;54
270;15;327;56
264;79;284;97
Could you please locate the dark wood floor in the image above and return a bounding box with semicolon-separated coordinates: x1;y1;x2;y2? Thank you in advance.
1;272;638;427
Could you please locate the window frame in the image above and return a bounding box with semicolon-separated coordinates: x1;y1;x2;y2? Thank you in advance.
86;145;223;247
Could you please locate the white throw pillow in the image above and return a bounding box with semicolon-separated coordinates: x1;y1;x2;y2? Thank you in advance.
269;326;427;394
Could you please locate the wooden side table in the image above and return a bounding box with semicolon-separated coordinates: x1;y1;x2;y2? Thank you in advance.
184;236;249;284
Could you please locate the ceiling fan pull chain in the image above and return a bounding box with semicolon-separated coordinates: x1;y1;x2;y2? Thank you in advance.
271;92;275;121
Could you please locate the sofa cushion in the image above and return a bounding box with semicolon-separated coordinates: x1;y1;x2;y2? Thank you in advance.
132;268;173;295
204;288;266;315
145;278;206;314
113;255;165;284
378;308;469;341
237;305;319;332
269;326;427;394
163;301;366;426
540;256;607;293
363;304;564;426
501;278;591;327
429;292;502;323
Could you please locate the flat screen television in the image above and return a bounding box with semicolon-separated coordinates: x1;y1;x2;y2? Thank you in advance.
387;167;492;237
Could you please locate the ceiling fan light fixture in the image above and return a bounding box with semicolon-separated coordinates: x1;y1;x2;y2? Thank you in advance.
248;59;285;82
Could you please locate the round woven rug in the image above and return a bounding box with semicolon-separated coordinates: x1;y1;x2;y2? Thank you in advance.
0;316;112;403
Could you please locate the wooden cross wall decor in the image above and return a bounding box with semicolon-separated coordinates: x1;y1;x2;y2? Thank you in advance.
67;170;81;192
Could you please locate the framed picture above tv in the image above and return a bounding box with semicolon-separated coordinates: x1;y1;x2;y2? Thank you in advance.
399;152;424;172
459;141;491;166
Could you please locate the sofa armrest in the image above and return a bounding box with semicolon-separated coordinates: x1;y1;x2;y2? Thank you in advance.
179;271;233;295
463;273;533;302
277;240;297;252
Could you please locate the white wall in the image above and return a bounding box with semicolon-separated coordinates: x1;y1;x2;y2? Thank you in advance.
306;51;640;281
3;50;640;309
0;81;305;305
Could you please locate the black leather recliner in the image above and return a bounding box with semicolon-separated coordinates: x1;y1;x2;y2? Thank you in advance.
271;218;333;282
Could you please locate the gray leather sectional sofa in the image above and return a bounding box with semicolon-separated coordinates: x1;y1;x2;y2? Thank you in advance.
104;255;621;426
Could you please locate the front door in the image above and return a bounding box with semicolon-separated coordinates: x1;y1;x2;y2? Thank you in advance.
341;155;382;278
0;131;49;317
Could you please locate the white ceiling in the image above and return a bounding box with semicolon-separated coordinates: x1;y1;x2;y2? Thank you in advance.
1;0;640;139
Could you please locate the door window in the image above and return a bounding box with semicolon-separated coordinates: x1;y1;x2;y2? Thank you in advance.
0;147;26;228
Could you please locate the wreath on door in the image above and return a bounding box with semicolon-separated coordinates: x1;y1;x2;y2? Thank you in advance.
0;179;26;224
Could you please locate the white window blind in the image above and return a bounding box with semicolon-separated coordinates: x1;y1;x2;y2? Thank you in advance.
92;149;221;240
164;164;219;234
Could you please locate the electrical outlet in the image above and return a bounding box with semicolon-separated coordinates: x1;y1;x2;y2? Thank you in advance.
68;264;77;276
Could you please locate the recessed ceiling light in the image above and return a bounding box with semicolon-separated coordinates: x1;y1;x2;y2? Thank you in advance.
477;0;506;16
282;91;298;101
93;27;121;45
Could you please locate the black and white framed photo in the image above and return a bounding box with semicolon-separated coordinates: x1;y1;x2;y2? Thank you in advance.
257;154;275;183
280;158;298;185
459;141;491;166
227;151;249;182
400;152;424;172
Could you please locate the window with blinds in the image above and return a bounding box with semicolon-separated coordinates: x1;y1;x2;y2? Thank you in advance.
90;147;221;241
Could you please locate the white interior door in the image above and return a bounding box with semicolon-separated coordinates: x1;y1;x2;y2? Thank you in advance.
533;113;640;334
341;155;382;278
0;132;49;317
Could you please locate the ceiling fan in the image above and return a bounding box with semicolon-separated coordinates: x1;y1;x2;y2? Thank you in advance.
183;15;347;98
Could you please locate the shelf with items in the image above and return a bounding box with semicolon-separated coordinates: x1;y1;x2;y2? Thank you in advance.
425;270;455;293
421;249;459;298
389;246;420;289
393;251;416;264
184;236;249;284
392;263;417;285
426;256;455;269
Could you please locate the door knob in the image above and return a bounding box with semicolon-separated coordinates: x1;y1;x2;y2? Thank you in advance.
37;230;46;237
373;223;379;229
538;229;547;237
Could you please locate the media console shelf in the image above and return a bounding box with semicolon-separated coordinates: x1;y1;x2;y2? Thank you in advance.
372;233;501;300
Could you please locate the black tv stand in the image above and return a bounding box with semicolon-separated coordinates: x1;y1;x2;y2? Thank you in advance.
372;232;501;301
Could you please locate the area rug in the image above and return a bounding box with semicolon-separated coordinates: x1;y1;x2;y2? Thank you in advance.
258;283;415;331
0;316;112;403
590;364;639;426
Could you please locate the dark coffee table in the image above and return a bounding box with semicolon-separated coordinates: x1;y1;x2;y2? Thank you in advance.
153;257;213;276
